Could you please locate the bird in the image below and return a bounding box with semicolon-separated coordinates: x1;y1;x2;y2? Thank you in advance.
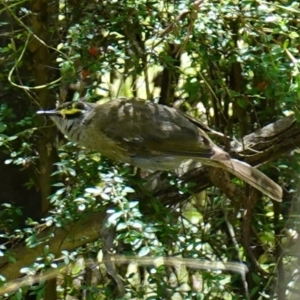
37;98;282;202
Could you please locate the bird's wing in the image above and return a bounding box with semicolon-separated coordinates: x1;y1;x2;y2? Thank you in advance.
96;99;217;158
95;99;282;202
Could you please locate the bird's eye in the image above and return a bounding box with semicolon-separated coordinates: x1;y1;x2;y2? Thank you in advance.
56;102;84;119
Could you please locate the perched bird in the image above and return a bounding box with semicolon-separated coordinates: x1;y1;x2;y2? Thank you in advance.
37;98;282;202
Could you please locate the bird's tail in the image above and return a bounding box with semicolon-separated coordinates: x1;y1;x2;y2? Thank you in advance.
215;158;282;202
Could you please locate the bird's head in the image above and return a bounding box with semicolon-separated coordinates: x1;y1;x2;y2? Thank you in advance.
37;101;95;139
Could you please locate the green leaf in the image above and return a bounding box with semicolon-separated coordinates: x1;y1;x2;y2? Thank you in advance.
138;246;150;257
116;222;127;231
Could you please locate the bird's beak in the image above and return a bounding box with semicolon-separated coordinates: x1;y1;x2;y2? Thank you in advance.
36;109;61;116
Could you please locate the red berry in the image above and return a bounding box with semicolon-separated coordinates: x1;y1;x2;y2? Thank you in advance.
89;47;99;57
81;69;91;78
257;81;267;90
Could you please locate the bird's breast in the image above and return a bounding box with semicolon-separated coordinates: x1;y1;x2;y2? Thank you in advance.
77;129;130;163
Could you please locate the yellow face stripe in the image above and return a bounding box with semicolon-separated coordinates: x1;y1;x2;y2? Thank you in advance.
58;103;85;118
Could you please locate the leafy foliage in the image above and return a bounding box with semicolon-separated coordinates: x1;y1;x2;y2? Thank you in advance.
1;0;300;299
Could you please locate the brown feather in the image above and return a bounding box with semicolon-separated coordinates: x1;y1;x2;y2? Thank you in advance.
38;98;283;202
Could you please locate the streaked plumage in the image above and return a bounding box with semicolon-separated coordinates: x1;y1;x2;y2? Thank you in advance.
37;99;282;202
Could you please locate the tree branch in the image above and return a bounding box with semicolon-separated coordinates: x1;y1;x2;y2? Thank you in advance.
0;212;104;281
1;114;298;281
155;114;297;205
